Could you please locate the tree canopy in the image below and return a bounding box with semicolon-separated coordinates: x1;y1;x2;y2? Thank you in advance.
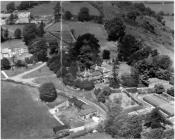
54;2;61;22
14;28;21;39
39;82;57;102
104;17;126;41
78;7;90;22
1;58;11;70
28;38;48;62
6;2;15;13
69;33;101;70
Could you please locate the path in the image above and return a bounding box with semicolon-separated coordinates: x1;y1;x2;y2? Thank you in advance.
10;62;46;80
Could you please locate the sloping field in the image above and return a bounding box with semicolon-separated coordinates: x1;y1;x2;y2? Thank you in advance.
62;1;100;16
65;21;107;45
28;2;55;16
1;81;60;139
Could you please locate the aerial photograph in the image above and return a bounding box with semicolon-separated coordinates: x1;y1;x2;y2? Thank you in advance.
1;0;174;139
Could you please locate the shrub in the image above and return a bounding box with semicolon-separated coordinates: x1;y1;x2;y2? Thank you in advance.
167;87;174;97
78;7;90;21
15;60;26;68
39;82;57;102
1;58;11;70
64;11;72;20
14;28;21;39
155;69;171;81
103;50;110;60
154;84;165;94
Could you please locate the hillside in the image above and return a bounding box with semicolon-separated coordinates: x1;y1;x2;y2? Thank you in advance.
89;1;174;62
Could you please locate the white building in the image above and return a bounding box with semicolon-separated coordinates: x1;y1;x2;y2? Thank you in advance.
15;12;30;24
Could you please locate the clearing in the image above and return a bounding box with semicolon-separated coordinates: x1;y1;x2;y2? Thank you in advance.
1;81;60;139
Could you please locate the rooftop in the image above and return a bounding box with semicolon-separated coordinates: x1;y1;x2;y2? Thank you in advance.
79;108;97;116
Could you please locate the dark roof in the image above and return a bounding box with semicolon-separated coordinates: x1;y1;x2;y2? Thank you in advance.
68;97;85;109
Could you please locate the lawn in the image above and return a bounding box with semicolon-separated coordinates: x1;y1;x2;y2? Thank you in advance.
4;63;42;77
65;21;107;45
1;39;27;49
1;81;60;139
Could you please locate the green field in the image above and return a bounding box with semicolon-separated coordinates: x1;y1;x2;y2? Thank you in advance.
1;81;60;139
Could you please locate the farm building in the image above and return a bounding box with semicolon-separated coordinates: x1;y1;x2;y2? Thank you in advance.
143;94;174;117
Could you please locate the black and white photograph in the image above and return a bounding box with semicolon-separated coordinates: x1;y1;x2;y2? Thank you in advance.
1;0;174;139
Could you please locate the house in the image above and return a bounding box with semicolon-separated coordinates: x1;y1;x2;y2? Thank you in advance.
79;108;97;120
15;11;31;24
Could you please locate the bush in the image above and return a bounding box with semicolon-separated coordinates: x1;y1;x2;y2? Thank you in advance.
154;84;165;94
155;69;171;81
103;49;110;60
39;82;57;102
1;58;11;70
64;11;72;20
15;60;26;68
14;28;21;39
78;7;90;22
167;87;174;97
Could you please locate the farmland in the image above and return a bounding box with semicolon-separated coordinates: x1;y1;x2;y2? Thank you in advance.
1;81;60;139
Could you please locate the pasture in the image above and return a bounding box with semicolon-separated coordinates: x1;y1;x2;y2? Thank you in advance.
1;81;60;139
62;1;100;16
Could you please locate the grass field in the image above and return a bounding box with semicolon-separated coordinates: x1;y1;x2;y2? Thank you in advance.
1;81;60;139
65;21;107;45
78;132;112;139
4;63;41;77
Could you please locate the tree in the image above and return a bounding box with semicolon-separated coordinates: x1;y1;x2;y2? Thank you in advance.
128;46;151;65
23;23;38;45
78;7;90;22
69;33;100;70
6;2;15;13
15;60;27;68
39;82;57;102
7;14;15;25
14;28;21;39
154;55;172;70
54;2;61;22
28;38;48;62
4;29;9;40
37;21;45;37
64;11;72;20
118;34;141;61
144;108;165;129
141;128;164;139
1;58;11;70
151;49;159;57
167;87;174;97
104;17;126;41
154;84;165;94
109;58;120;88
102;50;110;60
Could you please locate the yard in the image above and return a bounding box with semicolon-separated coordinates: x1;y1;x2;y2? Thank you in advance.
1;81;61;139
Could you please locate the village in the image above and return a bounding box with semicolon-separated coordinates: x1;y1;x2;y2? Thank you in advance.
1;1;174;139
